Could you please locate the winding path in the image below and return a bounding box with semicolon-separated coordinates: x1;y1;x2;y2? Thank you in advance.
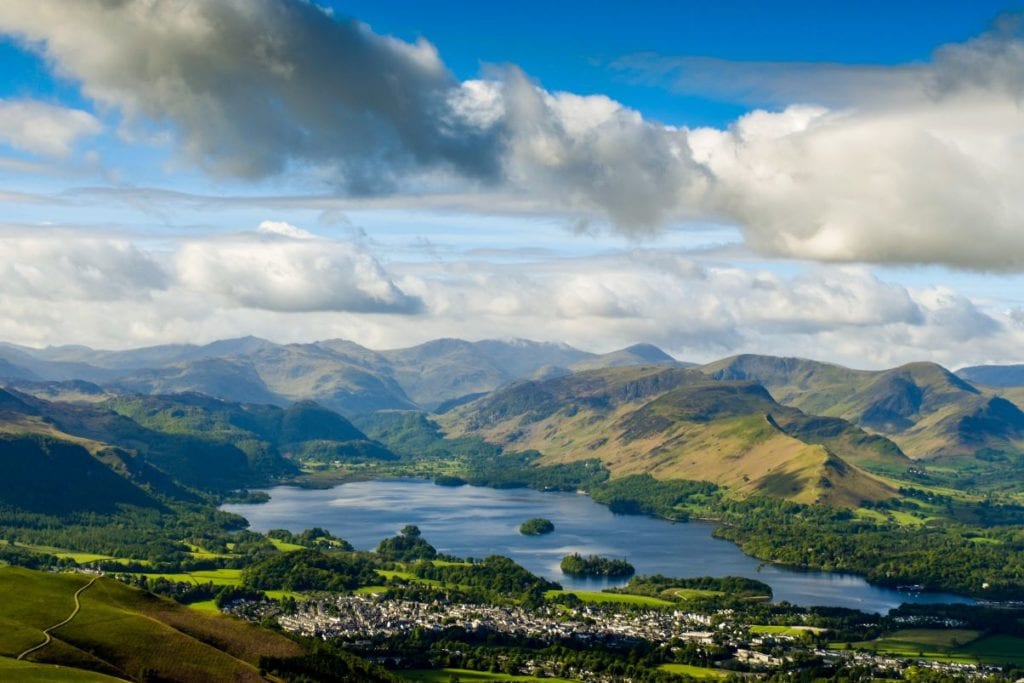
16;575;98;661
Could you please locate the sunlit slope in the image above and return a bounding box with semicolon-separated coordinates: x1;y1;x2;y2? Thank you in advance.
444;367;903;506
0;566;302;682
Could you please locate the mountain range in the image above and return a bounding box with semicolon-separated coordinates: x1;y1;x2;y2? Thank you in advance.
2;336;1023;511
0;337;683;414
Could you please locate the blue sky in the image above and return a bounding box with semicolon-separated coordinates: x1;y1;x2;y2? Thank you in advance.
0;0;1022;369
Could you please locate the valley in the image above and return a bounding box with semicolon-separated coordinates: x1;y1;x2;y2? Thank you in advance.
3;337;1024;680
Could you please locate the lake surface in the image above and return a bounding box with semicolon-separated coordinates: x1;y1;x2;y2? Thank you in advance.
223;479;974;613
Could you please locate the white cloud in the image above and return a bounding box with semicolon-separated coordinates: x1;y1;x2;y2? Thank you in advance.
0;99;100;157
4;1;1024;271
175;227;422;313
0;231;166;300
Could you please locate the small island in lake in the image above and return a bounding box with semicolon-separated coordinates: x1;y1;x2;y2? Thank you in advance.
560;553;635;577
519;517;555;535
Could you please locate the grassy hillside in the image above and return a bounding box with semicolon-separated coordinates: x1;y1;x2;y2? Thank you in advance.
443;368;902;507
0;566;303;682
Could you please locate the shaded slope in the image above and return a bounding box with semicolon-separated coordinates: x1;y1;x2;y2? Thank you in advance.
0;434;162;514
957;364;1024;387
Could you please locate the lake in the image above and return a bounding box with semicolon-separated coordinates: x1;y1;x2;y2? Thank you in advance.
223;478;974;613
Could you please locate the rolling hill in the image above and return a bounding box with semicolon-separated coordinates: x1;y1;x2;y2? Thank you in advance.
442;366;906;507
0;566;303;682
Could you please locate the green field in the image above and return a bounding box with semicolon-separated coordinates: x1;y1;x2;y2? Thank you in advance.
661;587;724;601
838;628;1024;665
134;568;243;586
658;663;727;679
401;668;579;682
544;589;674;607
268;538;305;552
0;566;303;681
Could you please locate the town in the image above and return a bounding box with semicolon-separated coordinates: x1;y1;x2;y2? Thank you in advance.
222;592;1007;680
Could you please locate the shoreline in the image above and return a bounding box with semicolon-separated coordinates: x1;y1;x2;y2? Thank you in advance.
229;474;980;610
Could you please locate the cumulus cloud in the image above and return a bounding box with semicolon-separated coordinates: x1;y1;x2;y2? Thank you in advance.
2;1;1024;270
0;99;101;156
175;226;422;313
0;0;499;190
0;232;166;300
0;224;420;315
0;229;1016;368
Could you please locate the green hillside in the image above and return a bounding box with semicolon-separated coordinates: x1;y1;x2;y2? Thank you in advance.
0;566;302;682
443;367;904;507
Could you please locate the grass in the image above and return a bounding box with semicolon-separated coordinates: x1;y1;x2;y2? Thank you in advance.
544;589;674;607
0;566;304;681
658;663;727;679
187;600;220;613
837;628;1024;665
184;543;231;559
268;538;305;552
0;656;124;681
400;668;579;682
134;568;243;587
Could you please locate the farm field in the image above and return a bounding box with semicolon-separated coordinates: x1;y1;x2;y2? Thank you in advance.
133;568;244;586
658;663;728;678
839;629;1024;666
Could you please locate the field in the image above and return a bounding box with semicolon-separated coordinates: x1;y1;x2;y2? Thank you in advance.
268;538;305;552
0;566;304;682
839;628;1024;665
658;663;727;679
660;587;725;601
133;568;243;586
401;668;579;682
544;589;674;607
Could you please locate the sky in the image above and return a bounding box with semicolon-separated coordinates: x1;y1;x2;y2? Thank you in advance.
0;0;1023;369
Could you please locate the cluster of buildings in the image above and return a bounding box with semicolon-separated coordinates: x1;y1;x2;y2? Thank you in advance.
272;595;718;646
221;594;1005;679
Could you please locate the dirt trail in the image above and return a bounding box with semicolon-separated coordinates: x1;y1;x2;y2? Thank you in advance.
16;575;98;661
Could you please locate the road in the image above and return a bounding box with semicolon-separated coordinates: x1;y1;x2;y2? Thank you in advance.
16;575;98;661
